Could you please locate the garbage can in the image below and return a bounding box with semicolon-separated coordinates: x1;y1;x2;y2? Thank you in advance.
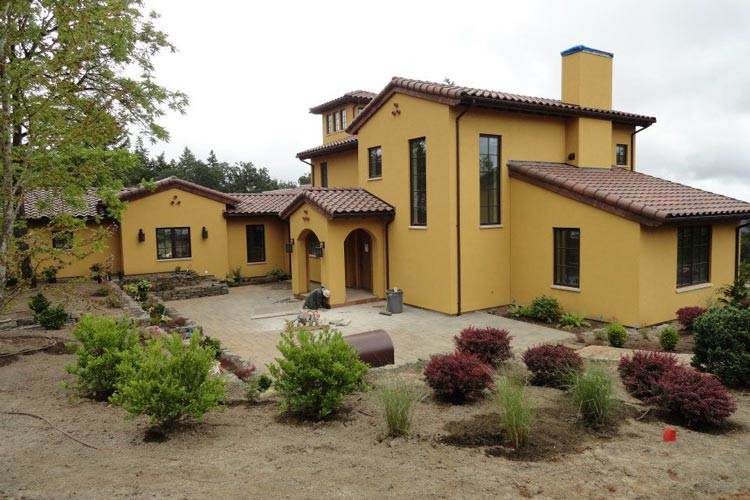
386;288;403;314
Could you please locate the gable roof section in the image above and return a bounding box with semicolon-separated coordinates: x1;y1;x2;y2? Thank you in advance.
23;189;106;220
508;161;750;226
279;188;395;220
347;77;656;134
224;191;301;217
119;176;240;205
296;136;359;160
309;90;376;114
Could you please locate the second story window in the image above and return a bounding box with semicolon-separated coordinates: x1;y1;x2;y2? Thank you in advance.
616;144;628;166
341;109;347;129
368;146;382;179
320;162;328;188
479;135;501;225
409;138;427;226
326;114;333;134
334;113;341;132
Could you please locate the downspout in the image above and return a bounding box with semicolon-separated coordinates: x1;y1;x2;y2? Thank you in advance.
455;103;472;316
629;123;653;171
287;220;292;276
298;158;313;186
385;216;393;290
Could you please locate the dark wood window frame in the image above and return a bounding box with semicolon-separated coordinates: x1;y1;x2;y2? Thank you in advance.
246;224;266;263
479;134;501;225
52;230;73;250
320;162;328;188
307;232;320;258
616;144;628;166
677;225;711;287
409;137;427;226
326;114;332;135
368;146;382;179
554;228;581;288
341;109;347;129
156;227;191;260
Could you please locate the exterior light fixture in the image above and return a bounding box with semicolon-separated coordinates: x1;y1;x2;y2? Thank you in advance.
285;239;294;253
202;226;208;239
138;229;145;242
315;241;325;258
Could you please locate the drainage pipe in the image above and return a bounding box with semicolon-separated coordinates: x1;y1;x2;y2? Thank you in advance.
298;158;314;186
629;123;653;171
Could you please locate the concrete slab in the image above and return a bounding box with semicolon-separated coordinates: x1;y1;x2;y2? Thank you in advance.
578;345;693;365
166;282;574;371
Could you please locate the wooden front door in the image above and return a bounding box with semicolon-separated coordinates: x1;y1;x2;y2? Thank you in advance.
344;229;372;292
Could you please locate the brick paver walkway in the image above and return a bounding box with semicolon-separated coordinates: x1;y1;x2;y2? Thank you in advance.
167;282;573;371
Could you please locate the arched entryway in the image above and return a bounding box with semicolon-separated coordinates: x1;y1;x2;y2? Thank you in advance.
296;229;322;293
344;229;373;297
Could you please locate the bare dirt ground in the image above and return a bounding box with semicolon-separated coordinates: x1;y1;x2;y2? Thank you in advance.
3;281;126;320
2;334;750;500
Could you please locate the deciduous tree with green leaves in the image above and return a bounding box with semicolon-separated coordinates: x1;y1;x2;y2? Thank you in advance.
0;0;187;307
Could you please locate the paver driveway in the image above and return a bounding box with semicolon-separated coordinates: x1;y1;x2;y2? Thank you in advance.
166;282;573;371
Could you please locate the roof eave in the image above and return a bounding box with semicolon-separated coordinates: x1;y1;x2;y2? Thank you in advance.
662;213;750;225
296;139;359;160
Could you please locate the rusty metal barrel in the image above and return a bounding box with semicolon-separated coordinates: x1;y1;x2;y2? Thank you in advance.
344;329;394;368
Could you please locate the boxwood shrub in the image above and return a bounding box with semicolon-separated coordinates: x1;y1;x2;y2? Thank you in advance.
692;306;750;387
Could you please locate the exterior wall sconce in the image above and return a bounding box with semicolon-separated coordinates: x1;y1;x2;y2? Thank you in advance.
315;241;325;258
138;229;145;242
568;152;576;161
285;239;294;253
201;226;208;239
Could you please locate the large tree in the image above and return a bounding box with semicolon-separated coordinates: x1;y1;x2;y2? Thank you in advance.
0;0;187;304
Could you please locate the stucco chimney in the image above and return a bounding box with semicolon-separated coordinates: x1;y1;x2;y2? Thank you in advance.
561;45;613;110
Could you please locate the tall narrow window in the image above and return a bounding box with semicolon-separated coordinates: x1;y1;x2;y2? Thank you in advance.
479;135;501;225
554;228;580;288
307;232;320;257
409;138;427;226
616;144;628;166
156;227;191;260
341;109;347;129
326;114;332;134
246;225;266;263
677;226;711;287
334;112;341;132
320;162;328;188
368;146;382;179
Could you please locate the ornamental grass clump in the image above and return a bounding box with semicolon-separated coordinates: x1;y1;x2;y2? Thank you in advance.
454;326;513;366
423;352;493;403
268;324;368;420
494;376;534;451
378;376;422;437
65;314;139;400
567;364;615;427
112;334;227;430
522;344;583;388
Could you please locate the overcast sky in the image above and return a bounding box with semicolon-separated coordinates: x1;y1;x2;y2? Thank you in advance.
142;0;750;201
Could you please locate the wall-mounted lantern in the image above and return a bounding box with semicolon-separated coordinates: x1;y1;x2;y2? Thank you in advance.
201;226;209;239
315;241;325;258
138;229;145;242
285;239;294;253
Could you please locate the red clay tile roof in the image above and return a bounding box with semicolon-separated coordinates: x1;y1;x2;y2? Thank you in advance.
279;188;395;220
347;77;656;134
296;136;358;159
22;189;106;220
508;161;750;226
119;176;240;205
309;90;376;114
224;191;301;217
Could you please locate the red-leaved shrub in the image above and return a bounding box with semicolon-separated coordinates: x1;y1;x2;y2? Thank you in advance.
650;368;737;426
618;351;679;400
676;306;707;330
454;326;513;365
522;344;583;388
423;352;493;402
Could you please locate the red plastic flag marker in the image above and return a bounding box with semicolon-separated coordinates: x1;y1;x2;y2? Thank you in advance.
663;428;677;442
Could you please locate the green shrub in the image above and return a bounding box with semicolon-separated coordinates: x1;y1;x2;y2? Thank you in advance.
607;323;628;348
718;263;749;308
106;294;124;308
494;377;534;450
123;279;152;302
28;292;50;315
527;295;562;323
245;374;273;403
659;326;680;351
567;364;615;427
692;307;750;387
268;324;368;420
378;376;421;437
508;304;531;319
36;304;68;330
201;336;222;358
112;334;226;429
65;314;139;400
558;312;591;330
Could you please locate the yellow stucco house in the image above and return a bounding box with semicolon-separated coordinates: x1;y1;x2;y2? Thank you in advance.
26;46;750;327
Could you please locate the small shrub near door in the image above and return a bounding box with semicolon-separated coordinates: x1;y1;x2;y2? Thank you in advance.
378;376;422;437
522;344;583;388
568;364;615;427
675;306;706;330
36;304;68;330
607;323;628;348
268;324;368;420
659;326;680;351
494;376;534;451
618;351;679;401
454;326;512;366
527;295;562;323
423;352;493;403
65;314;140;400
692;307;750;387
112;334;227;430
557;312;591;330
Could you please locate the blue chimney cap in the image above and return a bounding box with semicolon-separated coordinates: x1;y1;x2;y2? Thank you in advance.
561;45;614;58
